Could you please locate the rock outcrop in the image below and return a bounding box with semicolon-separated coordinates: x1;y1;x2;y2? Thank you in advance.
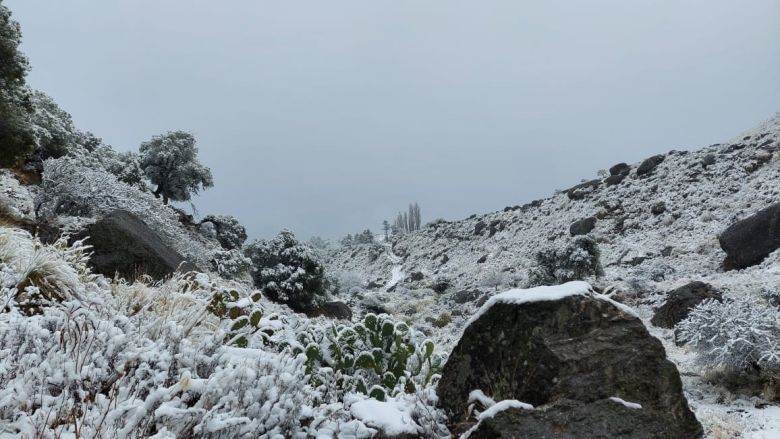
719;202;780;269
77;210;190;280
438;282;702;438
651;281;721;329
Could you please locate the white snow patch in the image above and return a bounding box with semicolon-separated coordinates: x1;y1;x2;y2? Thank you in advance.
745;406;780;439
468;389;497;408
467;281;593;326
609;397;642;409
349;397;419;436
478;400;534;420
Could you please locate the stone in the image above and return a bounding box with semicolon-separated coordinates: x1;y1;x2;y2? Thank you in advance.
566;179;602;200
474;220;487;236
605;173;627;186
306;301;353;320
719;203;780;269
569;216;597;236
451;289;483;304
76;210;191;281
609;162;630;176
637;154;665;176
438;286;701;437
477;254;488;264
651;281;722;329
468;398;697;439
651;202;666;215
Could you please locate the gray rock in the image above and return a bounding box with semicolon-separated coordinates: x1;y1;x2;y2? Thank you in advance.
77;210;191;281
637;154;665;176
651;202;666;215
468;398;698;439
570;216;597;236
437;293;701;437
566;179;602;200
306;301;353;320
719;202;780;269
451;289;483;304
474;220;487;235
609;162;630;176
651;281;722;329
409;271;425;281
605;173;627;186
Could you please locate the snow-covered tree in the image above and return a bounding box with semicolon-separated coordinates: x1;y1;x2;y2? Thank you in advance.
138;131;214;204
201;214;248;250
30;90;77;161
0;1;34;168
244;230;328;311
394;203;422;234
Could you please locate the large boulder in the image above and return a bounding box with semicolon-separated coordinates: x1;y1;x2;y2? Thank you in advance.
637;154;665;176
719;203;780;269
77;210;190;281
438;282;701;438
650;281;722;329
569;216;597;236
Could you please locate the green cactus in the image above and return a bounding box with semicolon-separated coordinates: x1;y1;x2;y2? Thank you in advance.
293;313;444;400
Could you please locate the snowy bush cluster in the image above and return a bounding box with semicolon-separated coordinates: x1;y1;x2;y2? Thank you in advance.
245;230;328;311
209;248;252;280
677;296;780;370
0;228;450;438
201;214;248;250
527;236;603;287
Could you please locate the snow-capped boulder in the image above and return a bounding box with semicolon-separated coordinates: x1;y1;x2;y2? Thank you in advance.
719;202;780;269
438;282;702;437
77;210;192;280
650;281;721;329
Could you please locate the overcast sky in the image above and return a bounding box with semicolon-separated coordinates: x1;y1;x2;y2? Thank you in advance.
7;0;780;240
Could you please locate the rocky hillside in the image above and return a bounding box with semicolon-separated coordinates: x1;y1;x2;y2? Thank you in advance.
326;114;779;319
323;114;780;437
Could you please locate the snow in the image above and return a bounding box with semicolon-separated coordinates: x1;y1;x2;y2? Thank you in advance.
349;397;419;436
468;389;497;408
466;281;594;326
745;406;780;439
477;400;534;420
609;397;643;409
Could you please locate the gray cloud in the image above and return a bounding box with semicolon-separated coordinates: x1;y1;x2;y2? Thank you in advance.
8;0;780;239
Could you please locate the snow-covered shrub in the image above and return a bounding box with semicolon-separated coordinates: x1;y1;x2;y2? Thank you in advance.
677;297;780;370
68;143;146;188
201;214;248;250
527;236;603;286
0;228;91;314
294;313;444;401
245;230;328;311
30;90;77;160
210;248;251;279
331;270;365;295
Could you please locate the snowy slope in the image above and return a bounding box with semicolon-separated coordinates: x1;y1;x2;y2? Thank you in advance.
325;113;780;438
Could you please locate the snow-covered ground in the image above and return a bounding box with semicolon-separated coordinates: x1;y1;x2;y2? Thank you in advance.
324;113;780;438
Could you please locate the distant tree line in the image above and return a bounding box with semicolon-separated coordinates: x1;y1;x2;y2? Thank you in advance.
394;202;421;234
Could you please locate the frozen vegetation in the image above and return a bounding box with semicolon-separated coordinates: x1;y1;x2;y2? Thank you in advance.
1;1;780;436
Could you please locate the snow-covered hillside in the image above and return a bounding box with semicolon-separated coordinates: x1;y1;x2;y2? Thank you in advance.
324;113;780;437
